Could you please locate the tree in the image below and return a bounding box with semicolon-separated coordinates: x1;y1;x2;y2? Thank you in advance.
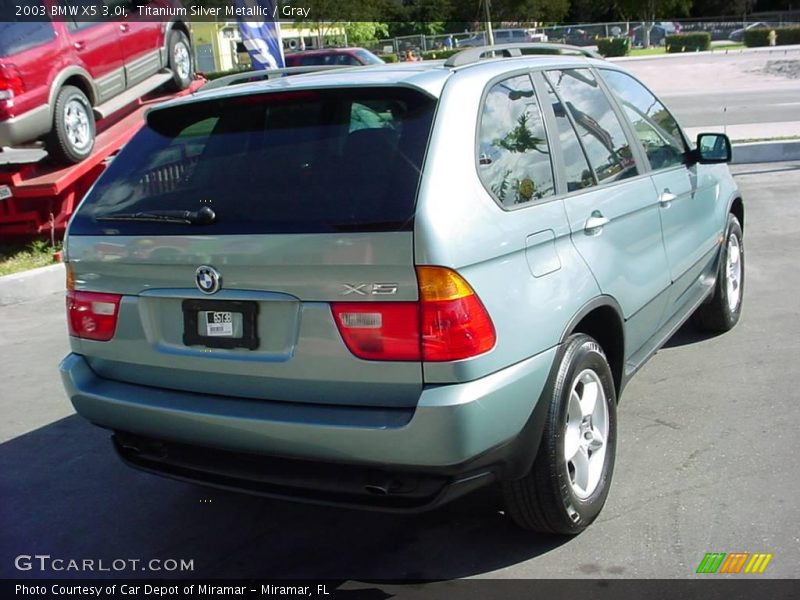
490;0;571;23
690;0;755;17
567;0;618;24
615;0;694;22
344;22;390;44
298;0;386;47
615;0;693;47
384;0;452;37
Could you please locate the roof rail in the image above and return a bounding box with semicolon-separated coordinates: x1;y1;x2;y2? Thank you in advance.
444;43;603;68
197;65;354;92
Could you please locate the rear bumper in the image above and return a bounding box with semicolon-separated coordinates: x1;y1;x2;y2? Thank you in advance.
0;104;50;147
60;347;557;510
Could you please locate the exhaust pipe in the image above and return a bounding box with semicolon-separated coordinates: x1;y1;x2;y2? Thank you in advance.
364;484;390;496
114;434;167;459
364;475;410;496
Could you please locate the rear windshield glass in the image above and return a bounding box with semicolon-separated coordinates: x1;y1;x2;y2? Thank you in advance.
0;18;55;57
70;87;436;235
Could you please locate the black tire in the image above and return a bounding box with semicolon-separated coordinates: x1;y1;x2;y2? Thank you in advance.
46;85;95;165
502;334;617;534
166;30;193;92
692;213;744;332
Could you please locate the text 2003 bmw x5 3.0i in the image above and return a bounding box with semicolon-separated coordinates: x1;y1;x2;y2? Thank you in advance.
60;45;744;534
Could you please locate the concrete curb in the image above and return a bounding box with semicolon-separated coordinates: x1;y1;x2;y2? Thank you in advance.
609;43;800;63
0;263;65;307
732;140;800;164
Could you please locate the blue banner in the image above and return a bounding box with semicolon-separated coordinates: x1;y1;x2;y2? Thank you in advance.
234;0;285;70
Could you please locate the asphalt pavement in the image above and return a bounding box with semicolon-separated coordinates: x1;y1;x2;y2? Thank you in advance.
1;162;799;585
620;47;800;136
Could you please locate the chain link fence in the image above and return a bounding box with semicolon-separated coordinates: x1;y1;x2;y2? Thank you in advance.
364;10;800;57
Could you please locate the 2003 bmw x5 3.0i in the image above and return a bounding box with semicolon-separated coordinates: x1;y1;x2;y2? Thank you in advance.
60;44;744;534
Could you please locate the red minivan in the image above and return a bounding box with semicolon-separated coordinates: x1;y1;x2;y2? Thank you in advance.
0;0;192;163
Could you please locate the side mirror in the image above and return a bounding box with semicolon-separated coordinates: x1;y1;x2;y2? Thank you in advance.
693;133;732;164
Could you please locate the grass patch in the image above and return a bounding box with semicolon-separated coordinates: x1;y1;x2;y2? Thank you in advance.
0;240;61;277
711;43;746;51
627;42;745;57
629;46;669;57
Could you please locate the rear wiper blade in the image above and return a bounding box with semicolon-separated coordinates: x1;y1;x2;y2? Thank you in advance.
96;206;216;225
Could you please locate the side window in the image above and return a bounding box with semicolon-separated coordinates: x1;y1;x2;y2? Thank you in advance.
545;69;638;184
337;54;360;66
601;69;687;170
67;21;96;33
477;74;556;207
299;56;324;66
544;81;595;192
0;19;55;56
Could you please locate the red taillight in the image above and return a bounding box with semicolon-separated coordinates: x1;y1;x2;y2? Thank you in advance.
416;266;496;361
0;63;25;99
331;267;496;362
66;291;122;342
331;302;420;361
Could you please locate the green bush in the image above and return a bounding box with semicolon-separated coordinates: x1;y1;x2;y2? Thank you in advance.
665;32;711;53
744;26;800;47
380;54;399;63
781;27;800;44
596;37;631;57
744;29;770;47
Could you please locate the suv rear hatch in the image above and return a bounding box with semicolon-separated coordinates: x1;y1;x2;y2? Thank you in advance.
66;85;437;408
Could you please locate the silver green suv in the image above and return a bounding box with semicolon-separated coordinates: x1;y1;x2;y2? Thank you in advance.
60;45;744;534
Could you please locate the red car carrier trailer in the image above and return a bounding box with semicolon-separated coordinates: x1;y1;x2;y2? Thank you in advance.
0;79;203;241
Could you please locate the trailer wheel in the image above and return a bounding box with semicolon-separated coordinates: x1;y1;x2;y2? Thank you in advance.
46;85;95;165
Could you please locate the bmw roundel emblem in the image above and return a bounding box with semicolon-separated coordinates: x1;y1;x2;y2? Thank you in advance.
195;265;221;294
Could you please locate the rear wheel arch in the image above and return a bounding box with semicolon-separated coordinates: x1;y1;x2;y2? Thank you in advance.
62;76;95;106
48;68;97;109
165;28;193;92
692;212;744;332
168;20;191;42
164;20;192;64
729;197;744;232
46;85;96;164
502;332;618;533
561;298;625;398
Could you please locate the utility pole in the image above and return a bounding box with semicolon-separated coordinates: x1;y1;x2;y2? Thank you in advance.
483;0;495;46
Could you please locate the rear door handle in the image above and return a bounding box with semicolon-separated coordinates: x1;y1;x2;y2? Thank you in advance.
73;41;85;50
119;23;130;33
584;214;610;234
659;191;677;207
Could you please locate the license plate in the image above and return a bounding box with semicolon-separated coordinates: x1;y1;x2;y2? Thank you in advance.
0;185;12;201
205;311;235;337
182;300;259;350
